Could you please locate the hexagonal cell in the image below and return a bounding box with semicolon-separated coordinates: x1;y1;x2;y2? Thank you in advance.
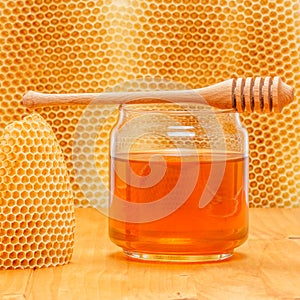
0;114;75;269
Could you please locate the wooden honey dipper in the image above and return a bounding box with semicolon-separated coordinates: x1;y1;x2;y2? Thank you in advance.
23;76;293;113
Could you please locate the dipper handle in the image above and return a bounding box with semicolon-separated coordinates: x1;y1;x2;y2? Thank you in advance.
23;76;293;113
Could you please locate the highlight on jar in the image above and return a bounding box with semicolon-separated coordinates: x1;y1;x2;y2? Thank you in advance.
22;76;294;263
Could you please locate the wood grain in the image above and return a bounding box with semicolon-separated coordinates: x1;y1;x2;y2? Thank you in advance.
1;208;300;300
0;269;32;300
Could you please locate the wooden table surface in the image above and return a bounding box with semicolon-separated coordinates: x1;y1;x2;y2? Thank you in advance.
1;208;300;300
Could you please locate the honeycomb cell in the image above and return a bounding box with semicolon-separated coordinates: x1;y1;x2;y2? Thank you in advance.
0;114;74;269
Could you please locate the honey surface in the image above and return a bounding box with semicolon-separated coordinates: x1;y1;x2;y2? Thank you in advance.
0;0;299;208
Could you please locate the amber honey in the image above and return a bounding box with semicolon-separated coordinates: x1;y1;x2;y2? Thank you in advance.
109;151;248;261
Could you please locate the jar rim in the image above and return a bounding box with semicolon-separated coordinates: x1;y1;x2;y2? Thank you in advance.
120;103;236;115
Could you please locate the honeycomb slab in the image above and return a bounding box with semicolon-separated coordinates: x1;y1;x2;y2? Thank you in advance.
0;0;299;208
0;114;74;269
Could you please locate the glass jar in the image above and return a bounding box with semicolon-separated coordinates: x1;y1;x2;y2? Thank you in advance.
109;103;248;262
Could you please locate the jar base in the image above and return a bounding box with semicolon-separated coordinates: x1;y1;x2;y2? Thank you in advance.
123;250;233;263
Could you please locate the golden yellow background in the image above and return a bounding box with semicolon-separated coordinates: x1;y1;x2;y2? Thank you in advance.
0;0;299;208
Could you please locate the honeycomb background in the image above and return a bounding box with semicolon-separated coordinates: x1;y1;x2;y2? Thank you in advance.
0;114;74;269
0;0;299;208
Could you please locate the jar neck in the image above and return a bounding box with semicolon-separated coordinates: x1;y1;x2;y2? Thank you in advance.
119;103;237;119
112;103;247;156
117;103;243;138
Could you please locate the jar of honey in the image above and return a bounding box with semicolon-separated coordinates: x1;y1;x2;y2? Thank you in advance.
109;103;248;262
